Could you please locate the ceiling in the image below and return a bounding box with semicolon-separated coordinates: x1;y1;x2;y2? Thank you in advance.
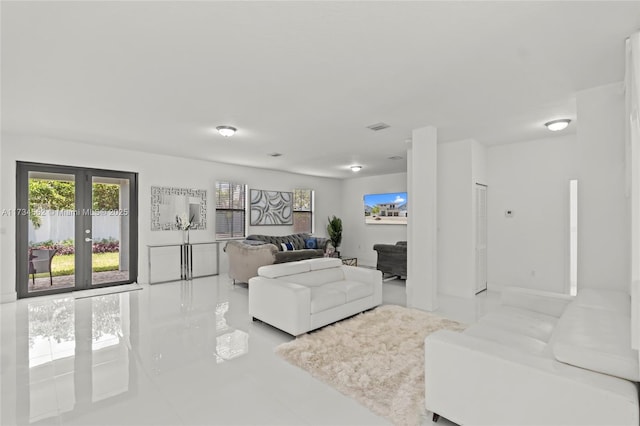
2;1;639;179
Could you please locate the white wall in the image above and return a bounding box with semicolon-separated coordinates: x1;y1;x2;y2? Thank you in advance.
437;139;487;298
340;172;407;267
0;142;3;300
488;82;628;295
437;140;473;297
1;133;341;301
472;139;488;187
576;83;629;291
487;134;578;293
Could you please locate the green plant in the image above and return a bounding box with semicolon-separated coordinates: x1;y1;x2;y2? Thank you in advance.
327;215;342;249
28;179;75;228
28;179;120;228
92;183;120;210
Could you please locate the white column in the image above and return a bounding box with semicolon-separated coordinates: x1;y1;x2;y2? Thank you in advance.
625;32;640;351
406;126;438;311
0;142;17;302
576;83;628;291
627;33;640;285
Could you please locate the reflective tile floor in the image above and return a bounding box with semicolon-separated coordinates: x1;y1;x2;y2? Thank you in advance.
1;275;499;426
28;271;130;293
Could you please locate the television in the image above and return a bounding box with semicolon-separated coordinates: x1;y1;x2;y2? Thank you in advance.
363;192;408;225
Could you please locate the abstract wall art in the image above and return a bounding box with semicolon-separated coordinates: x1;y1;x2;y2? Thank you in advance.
250;189;293;225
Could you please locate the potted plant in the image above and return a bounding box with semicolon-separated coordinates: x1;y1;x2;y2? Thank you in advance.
327;215;342;257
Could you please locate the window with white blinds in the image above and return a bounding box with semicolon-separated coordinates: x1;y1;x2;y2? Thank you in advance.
215;182;247;239
293;189;313;234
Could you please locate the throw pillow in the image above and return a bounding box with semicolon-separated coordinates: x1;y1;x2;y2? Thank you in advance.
280;242;295;251
304;238;317;249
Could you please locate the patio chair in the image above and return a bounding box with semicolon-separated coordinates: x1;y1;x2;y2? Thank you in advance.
29;248;58;286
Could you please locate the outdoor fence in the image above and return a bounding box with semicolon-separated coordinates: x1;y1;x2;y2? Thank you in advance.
28;210;121;244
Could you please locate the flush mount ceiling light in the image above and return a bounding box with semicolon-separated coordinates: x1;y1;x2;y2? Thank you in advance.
350;165;363;172
366;122;390;132
216;126;237;137
544;119;571;132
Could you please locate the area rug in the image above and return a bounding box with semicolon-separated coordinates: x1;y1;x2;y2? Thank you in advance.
275;305;466;426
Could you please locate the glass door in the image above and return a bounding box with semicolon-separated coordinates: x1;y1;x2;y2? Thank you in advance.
16;162;138;298
89;173;135;286
24;170;77;293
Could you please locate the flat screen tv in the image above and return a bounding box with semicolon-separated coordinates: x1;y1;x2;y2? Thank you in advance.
363;192;408;225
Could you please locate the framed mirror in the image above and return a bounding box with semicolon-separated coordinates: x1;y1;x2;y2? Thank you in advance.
151;186;207;230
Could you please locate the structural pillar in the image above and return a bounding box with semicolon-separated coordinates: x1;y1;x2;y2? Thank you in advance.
406;126;438;311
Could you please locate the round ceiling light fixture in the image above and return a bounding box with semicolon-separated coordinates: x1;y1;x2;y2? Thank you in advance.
350;165;363;172
216;126;237;137
544;119;571;132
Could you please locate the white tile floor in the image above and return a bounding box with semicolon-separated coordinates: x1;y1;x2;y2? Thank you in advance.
1;275;500;426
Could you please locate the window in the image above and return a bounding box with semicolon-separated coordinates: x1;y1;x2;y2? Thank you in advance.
216;182;246;239
293;189;313;234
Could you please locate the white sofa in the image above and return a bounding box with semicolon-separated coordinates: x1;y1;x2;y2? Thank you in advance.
248;258;382;336
425;286;640;426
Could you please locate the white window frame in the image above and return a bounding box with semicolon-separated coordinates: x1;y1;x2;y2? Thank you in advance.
215;181;247;240
293;189;314;234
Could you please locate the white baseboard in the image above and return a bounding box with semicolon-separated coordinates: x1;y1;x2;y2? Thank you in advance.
1;292;17;303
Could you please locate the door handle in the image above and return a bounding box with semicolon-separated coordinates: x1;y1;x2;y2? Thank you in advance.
85;237;93;242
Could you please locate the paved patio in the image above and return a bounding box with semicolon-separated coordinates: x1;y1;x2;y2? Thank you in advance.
28;270;130;293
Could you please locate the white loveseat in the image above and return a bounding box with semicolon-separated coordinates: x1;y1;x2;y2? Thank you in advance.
425;286;640;426
248;258;383;336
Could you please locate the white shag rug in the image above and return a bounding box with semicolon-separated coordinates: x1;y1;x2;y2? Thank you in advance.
275;304;466;426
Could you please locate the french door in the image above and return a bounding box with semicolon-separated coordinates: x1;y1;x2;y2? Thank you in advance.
16;162;138;298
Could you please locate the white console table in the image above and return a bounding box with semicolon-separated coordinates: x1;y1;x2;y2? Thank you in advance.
147;242;220;284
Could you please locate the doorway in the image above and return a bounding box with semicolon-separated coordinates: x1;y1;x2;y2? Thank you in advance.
475;183;488;294
16;162;138;298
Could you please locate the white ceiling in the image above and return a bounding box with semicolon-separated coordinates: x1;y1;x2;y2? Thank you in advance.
2;1;639;179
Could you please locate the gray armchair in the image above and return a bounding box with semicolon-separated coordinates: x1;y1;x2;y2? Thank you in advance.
373;241;407;278
224;240;278;284
224;233;330;284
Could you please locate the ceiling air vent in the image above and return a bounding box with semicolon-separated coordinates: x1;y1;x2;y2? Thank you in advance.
366;122;390;131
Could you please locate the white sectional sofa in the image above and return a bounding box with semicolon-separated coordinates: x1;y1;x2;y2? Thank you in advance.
425;286;639;426
248;258;383;336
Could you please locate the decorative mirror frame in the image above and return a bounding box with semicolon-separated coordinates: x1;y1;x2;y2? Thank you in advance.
151;186;207;230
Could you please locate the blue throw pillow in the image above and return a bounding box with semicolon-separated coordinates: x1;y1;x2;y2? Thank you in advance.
281;242;295;251
305;238;317;249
